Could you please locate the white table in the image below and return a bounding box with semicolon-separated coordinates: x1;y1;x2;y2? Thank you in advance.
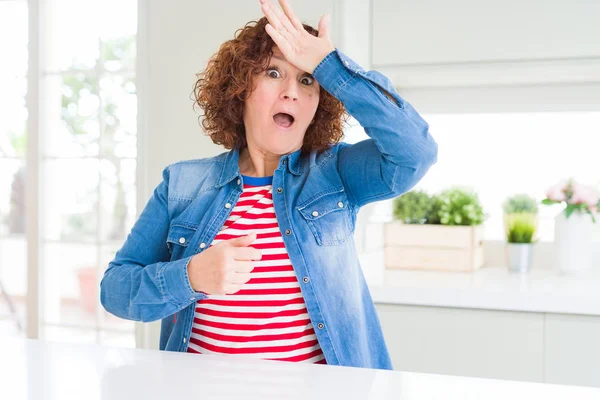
2;338;600;399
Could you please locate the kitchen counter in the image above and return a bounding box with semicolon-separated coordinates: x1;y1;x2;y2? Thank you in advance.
3;338;600;399
361;252;600;315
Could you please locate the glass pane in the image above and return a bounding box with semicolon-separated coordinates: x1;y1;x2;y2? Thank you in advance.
99;245;135;332
44;0;101;71
0;2;28;158
100;330;135;348
44;0;137;72
43;325;97;345
0;76;27;158
0;236;27;337
100;159;136;242
0;159;26;236
0;2;28;75
42;159;99;242
42;74;100;157
43;243;98;328
413;112;600;241
99;0;137;71
100;75;137;158
102;36;136;73
98;0;138;42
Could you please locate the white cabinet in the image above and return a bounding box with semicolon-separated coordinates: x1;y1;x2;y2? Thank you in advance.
376;304;545;382
371;0;600;67
376;304;600;387
545;314;600;387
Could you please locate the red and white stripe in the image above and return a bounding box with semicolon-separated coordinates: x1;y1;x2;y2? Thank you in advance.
187;182;326;364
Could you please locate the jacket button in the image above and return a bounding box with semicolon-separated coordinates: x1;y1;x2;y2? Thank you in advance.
338;202;344;208
199;242;206;249
312;211;319;217
183;337;187;344
237;179;241;185
285;229;291;235
302;277;309;283
276;187;283;193
179;237;186;244
317;323;325;329
225;203;231;209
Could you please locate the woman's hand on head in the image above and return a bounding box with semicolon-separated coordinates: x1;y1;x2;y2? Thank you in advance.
260;0;335;74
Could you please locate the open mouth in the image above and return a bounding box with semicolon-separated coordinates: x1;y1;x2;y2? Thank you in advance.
273;113;295;129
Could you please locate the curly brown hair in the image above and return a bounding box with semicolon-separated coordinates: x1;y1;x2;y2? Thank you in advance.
193;17;348;153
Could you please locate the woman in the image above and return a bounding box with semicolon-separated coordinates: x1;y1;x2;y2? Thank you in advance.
101;0;437;370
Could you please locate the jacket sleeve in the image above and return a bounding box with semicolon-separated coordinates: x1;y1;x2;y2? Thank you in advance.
100;165;206;322
312;49;438;208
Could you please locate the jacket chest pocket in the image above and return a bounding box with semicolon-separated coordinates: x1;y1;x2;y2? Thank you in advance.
166;223;197;260
297;188;353;246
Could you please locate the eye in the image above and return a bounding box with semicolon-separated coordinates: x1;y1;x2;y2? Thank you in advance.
301;75;314;86
266;68;281;78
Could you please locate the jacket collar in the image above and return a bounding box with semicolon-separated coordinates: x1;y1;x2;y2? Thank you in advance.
216;145;304;188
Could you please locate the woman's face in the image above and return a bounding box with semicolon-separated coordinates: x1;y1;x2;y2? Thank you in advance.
243;47;320;156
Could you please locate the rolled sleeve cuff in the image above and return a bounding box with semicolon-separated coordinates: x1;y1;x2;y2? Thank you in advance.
158;256;208;307
313;48;362;98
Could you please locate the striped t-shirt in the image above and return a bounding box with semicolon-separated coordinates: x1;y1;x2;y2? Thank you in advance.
187;175;326;364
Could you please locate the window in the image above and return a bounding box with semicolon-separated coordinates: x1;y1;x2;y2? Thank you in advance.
0;0;28;337
39;0;138;347
344;112;600;244
415;112;600;242
0;0;138;348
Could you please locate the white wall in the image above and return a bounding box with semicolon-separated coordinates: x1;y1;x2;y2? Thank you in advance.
139;0;338;191
139;0;600;196
136;0;600;348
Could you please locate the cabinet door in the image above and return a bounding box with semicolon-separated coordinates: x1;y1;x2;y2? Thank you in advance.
375;304;544;382
545;313;600;387
372;0;600;66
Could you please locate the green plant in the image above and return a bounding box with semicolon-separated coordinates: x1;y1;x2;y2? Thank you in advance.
426;194;443;224
503;194;538;214
435;187;485;226
392;190;432;224
506;213;537;243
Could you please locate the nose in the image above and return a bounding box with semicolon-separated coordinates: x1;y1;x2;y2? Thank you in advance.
280;79;299;102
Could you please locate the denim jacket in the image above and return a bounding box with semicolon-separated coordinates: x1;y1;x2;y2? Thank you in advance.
101;49;438;370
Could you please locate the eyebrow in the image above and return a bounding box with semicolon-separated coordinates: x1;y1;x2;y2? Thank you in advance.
268;55;313;76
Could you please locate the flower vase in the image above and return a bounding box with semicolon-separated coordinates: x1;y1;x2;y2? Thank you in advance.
554;211;594;274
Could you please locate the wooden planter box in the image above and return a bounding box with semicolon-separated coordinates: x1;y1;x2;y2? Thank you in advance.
384;223;485;272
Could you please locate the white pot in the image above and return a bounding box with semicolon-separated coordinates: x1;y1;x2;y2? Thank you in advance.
554;210;594;274
506;243;534;273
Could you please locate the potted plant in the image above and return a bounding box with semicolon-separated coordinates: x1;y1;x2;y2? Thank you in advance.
392;190;432;224
386;187;487;272
542;178;599;274
502;193;539;237
505;212;537;273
